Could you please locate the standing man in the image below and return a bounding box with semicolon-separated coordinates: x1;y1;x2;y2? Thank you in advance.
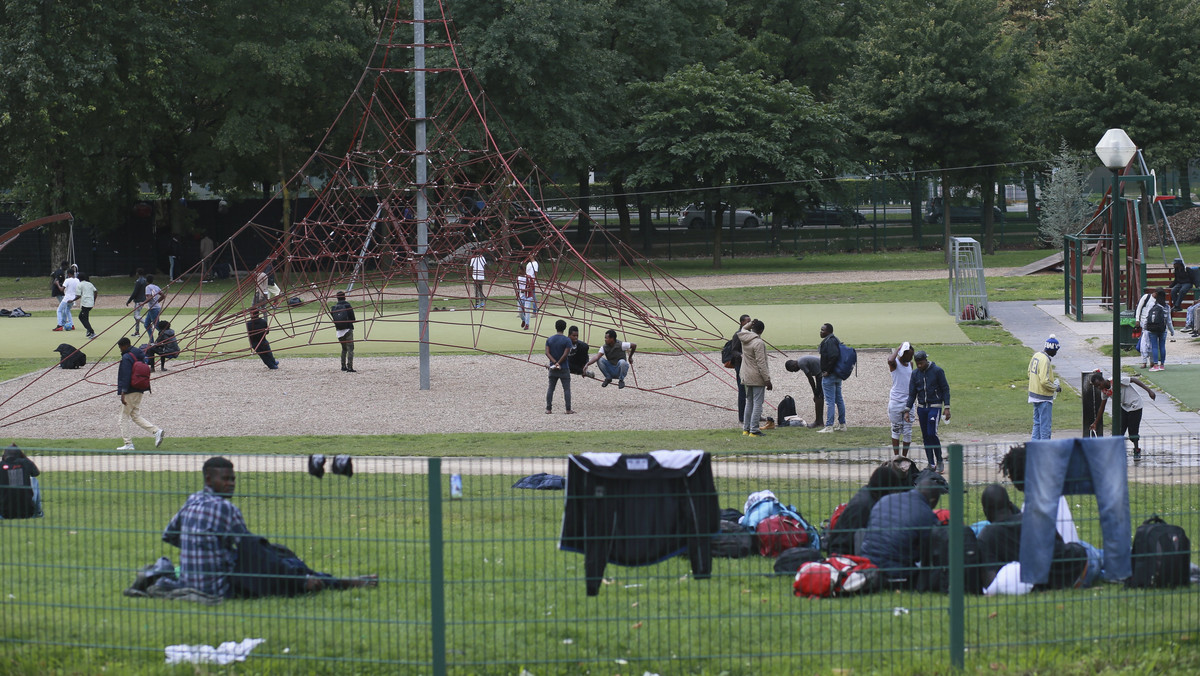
246;309;280;370
784;356;824;428
116;336;164;451
469;250;487;308
77;274;99;339
331;291;356;373
199;234;215;281
738;319;772;436
56;268;79;332
126;268;148;336
1028;335;1061;440
142;275;164;343
903;350;951;473
516;269;534;330
731;314;751;424
887;342;916;457
545;319;574;414
567;325;595;378
1089;371;1155;458
818;323;847;433
50;260;67;313
586;329;637;389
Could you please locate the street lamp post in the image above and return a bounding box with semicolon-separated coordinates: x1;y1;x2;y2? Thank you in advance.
1095;129;1138;437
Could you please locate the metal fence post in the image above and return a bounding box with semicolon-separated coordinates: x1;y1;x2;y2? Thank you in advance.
428;457;447;676
948;443;964;670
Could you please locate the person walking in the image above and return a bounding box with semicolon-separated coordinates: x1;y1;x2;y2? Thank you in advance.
330;291;356;372
126;268;148;336
1143;289;1173;371
738;319;772;436
545;319;574;414
116;336;164;451
56;268;79;331
246;309;280;369
1088;371;1155;458
1028;334;1061;440
142;275;164;343
730;314;751;423
77;274;99;339
469;251;487;308
818;323;846;433
903;350;951;473
887;342;916;457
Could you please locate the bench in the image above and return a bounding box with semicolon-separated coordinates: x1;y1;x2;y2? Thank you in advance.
1144;269;1197;327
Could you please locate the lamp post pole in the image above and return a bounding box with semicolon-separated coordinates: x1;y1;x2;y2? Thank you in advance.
1110;170;1122;435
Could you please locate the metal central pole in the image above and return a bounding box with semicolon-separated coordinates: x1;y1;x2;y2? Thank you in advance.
1111;171;1123;434
415;0;430;390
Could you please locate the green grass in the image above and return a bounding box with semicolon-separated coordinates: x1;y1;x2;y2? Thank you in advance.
3;465;1197;675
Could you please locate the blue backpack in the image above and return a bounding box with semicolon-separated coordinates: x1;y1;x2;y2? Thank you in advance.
741;497;821;552
834;343;857;380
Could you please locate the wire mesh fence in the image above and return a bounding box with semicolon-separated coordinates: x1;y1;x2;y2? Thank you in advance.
1;438;1196;674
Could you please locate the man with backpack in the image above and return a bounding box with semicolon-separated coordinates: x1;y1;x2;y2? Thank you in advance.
817;323;847;433
1143;289;1173;371
116;336;164;451
903;350;951;473
330;291;356;373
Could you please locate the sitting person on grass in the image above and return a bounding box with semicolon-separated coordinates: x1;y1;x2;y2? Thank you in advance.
162;456;377;599
826;459;912;557
859;474;946;586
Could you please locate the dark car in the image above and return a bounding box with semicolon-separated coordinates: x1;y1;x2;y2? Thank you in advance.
923;198;1005;224
778;204;865;227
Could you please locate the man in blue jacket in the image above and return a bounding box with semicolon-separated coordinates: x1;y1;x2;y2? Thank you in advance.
903;350;950;473
860;475;946;584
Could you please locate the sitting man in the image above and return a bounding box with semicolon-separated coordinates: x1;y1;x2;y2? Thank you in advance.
859;474;947;585
826;459;912;556
586;329;636;389
566;325;595;378
163;456;377;598
0;444;42;519
147;320;180;371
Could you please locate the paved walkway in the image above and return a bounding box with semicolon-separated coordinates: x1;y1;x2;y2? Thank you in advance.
989;300;1200;446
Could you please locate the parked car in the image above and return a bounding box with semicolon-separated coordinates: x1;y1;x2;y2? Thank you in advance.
677;204;759;229
794;204;866;226
923;198;1005;224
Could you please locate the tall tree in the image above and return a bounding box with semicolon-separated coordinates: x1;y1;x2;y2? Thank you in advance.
840;0;1027;255
1041;0;1200;202
628;63;845;268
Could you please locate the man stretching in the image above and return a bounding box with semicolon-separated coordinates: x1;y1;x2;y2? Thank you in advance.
887;342;916;457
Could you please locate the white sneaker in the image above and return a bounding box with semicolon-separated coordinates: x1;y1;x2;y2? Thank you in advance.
155;429;165;448
818;426;834;433
117;443;136;451
834;423;847;432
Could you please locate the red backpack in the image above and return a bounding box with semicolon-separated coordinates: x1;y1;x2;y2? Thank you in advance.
794;555;881;598
756;514;810;557
130;359;152;392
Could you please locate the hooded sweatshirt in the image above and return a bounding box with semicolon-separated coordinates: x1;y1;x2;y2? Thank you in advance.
737;328;770;387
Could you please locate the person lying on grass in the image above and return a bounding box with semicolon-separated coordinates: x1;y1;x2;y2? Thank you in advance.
162;456;377;598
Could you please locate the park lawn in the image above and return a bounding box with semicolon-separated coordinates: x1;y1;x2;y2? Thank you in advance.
2;469;1196;675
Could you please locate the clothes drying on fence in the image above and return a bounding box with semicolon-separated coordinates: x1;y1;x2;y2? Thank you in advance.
0;445;42;519
1019;436;1131;585
511;473;565;490
559;450;720;596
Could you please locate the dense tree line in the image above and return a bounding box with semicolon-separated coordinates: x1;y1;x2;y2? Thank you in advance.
2;0;1198;265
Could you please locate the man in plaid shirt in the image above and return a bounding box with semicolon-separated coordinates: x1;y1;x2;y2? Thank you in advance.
162;457;248;597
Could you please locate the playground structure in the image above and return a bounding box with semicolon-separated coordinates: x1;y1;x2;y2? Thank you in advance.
0;1;751;429
1064;151;1190;323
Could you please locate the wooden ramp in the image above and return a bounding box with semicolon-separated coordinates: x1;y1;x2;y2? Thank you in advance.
1005;243;1099;277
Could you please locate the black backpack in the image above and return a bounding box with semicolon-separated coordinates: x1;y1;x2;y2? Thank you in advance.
916;525;983;594
1145;304;1167;333
712;519;755;559
1127;516;1191;589
776;395;797;420
720;338;740;369
54;344;86;369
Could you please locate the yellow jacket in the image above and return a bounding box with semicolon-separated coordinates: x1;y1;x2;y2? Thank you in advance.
1027;351;1057;401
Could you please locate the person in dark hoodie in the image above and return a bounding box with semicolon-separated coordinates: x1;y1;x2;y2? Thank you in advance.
817;322;846;433
826;459;913;556
903;350;951;473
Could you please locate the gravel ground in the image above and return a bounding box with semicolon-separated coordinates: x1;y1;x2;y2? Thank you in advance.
0;265;1039;443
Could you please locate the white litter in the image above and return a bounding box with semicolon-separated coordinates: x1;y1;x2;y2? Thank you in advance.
164;638;265;665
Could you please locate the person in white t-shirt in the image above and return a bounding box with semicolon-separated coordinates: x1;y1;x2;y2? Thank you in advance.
55;268;80;331
585;329;637;389
886;342;916;457
1088;370;1155;458
469;252;487;308
77;274;99;338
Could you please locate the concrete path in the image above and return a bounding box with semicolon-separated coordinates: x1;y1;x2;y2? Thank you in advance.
989;300;1200;450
